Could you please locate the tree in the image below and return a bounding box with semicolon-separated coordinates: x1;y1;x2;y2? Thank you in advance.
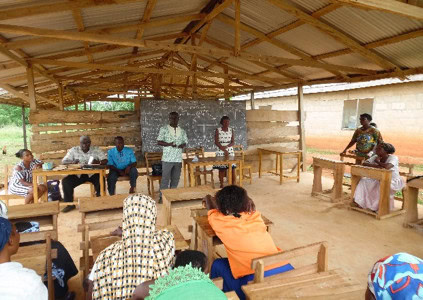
0;104;29;126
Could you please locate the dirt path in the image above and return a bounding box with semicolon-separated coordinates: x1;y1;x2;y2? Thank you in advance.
55;172;423;299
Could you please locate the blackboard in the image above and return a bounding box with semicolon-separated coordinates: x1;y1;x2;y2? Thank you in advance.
140;99;247;153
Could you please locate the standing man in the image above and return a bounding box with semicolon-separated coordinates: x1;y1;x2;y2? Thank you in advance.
107;136;138;195
61;135;107;212
157;112;188;202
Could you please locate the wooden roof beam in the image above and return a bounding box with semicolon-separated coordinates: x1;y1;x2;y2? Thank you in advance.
131;0;157;59
71;7;94;63
333;0;423;20
267;0;401;71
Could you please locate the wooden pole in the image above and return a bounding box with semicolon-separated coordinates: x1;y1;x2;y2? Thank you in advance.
224;65;229;100
26;64;37;110
21;105;27;149
297;84;306;171
250;91;255;110
58;83;64;110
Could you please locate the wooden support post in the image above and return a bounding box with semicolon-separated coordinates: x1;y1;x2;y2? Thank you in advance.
26;64;37;110
297;84;306;171
224;66;229;100
58;83;64;111
134;96;141;118
234;0;241;56
83;100;86;111
21;105;27;149
250;91;255;110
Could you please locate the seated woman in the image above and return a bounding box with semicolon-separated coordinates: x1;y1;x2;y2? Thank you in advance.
353;142;404;212
0;202;78;300
8;149;47;204
132;250;226;300
366;253;423;299
205;186;293;300
87;194;175;300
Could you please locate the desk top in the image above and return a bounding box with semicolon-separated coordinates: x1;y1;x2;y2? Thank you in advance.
8;201;59;219
162;186;216;202
33;167;105;176
408;177;423;189
258;148;301;155
195;214;273;238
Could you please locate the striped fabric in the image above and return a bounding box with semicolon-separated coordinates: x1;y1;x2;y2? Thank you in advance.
8;159;42;196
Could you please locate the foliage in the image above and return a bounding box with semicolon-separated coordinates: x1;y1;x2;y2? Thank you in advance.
65;101;134;111
0;104;29;126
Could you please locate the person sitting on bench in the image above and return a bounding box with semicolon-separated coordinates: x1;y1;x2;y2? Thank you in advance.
8;149;47;204
366;252;423;300
353;142;404;212
61;136;107;213
132;250;226;300
107;136;138;195
0;217;47;299
86;194;175;300
205;186;293;300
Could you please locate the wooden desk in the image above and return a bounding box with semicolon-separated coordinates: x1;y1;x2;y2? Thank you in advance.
258;148;301;184
90;225;189;261
350;165;405;220
8;201;60;243
183;156;243;188
403;177;423;230
162;186;216;226
33;167;106;202
194;214;273;271
312;157;345;202
242;269;364;299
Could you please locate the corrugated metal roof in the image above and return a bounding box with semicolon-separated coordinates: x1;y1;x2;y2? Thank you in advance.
247;42;299;60
81;2;145;28
375;37;423;69
322;6;423;44
22;40;81;57
223;0;297;35
293;0;332;13
151;0;209;18
207;19;255;47
322;52;384;72
276;24;346;56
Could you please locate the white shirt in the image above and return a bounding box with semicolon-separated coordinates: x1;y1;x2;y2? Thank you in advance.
0;262;48;300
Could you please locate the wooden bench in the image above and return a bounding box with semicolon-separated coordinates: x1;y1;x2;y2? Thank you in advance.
8;201;60;300
242;242;363;299
312;157;345;202
1;165;26;205
8;201;59;243
234;145;253;185
350;165;405;220
339;153;365;166
403;177;423;231
145;152;162;197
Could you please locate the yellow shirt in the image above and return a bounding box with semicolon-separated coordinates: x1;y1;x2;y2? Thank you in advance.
208;209;288;278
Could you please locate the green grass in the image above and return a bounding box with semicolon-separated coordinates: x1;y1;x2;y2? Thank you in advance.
0;125;32;183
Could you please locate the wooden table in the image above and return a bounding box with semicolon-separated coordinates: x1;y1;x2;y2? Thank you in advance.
258;148;301;184
403;177;423;229
194;214;273;271
162;186;216;226
350;165;405;220
340;153;366;165
183;156;243;188
90;224;189;261
32;167;106;202
312;157;345;203
242;269;364;299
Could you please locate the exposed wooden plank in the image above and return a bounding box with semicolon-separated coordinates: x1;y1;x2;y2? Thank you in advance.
297;84;306;171
29;109;138;124
27;65;37;110
78;194;127;213
234;0;241;56
131;0;157;58
334;0;423;20
267;0;399;70
246;110;299;122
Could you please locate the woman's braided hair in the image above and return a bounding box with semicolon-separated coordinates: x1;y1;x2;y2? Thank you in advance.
215;185;248;218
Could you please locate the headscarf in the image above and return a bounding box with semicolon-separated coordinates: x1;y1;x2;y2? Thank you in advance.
146;264;226;300
92;194;175;300
0;217;12;252
368;252;423;299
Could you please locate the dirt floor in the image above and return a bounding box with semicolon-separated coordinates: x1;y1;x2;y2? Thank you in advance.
4;170;423;299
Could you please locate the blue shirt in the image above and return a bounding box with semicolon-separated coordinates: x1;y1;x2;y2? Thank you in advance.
107;147;136;170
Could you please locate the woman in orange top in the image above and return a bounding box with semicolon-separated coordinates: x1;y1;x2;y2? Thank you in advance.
206;186;293;300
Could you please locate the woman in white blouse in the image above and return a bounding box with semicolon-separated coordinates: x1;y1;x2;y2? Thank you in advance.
353;142;404;212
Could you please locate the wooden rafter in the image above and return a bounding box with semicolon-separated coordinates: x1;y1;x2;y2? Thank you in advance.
234;0;241;56
131;0;157;59
267;0;400;70
334;0;423;20
71;7;94;63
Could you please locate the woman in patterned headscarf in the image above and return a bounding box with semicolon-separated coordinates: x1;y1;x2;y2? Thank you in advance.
91;194;175;300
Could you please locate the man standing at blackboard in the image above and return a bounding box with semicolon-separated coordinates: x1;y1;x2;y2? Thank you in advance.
157;112;188;202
